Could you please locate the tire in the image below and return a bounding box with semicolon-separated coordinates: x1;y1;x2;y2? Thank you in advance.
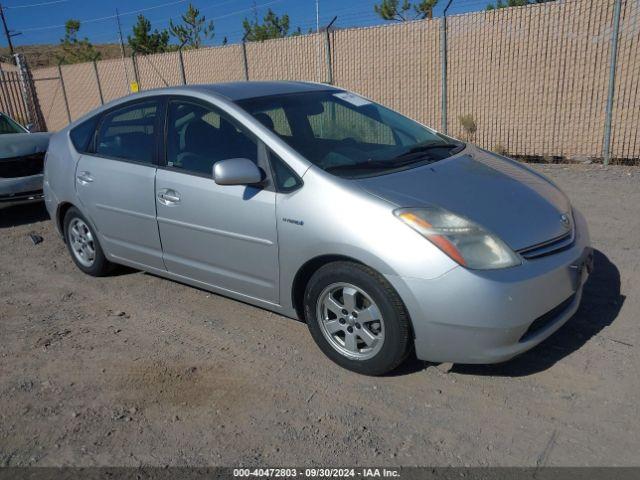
63;206;112;276
304;261;411;375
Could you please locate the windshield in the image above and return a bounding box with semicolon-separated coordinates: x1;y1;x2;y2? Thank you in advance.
236;90;464;178
0;113;27;134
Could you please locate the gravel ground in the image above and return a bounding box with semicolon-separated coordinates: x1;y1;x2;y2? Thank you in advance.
0;164;638;467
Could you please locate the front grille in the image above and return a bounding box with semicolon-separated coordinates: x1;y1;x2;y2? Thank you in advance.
517;230;574;260
0;153;45;178
519;293;576;342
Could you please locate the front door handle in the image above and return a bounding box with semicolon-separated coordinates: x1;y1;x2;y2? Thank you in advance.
157;189;181;205
76;171;94;185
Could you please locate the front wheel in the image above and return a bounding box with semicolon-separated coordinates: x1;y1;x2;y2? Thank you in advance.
304;261;411;375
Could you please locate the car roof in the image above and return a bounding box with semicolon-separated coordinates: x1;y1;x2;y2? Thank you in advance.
186;81;340;101
65;81;343;133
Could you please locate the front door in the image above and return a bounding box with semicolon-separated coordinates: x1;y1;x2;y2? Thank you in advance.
155;98;279;304
75;99;165;270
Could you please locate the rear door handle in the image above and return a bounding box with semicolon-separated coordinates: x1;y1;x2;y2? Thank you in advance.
157;189;181;205
76;171;94;185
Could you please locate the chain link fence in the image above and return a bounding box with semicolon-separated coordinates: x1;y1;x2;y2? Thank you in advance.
23;0;640;164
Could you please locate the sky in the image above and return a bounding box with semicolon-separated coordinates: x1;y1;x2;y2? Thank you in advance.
1;0;492;48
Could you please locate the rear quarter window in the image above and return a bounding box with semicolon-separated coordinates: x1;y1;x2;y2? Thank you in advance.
70;116;100;153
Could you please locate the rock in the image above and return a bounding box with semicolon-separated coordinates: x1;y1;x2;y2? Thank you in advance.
28;233;44;245
436;362;454;373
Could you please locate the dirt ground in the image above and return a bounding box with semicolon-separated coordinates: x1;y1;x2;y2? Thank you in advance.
0;164;638;467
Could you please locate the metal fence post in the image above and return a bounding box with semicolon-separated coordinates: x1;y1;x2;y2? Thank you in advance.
440;0;453;134
178;48;187;85
324;16;337;85
92;60;104;105
132;52;140;90
241;39;249;81
57;64;71;124
13;53;35;124
603;0;623;166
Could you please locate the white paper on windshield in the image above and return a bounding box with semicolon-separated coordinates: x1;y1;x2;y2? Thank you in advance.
333;92;371;107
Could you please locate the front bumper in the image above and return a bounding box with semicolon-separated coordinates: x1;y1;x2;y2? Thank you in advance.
0;174;43;202
387;208;593;364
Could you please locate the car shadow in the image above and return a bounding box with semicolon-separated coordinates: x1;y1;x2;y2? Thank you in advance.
450;249;624;377
0;201;49;228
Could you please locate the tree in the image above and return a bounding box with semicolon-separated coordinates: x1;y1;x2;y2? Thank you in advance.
169;3;214;48
374;0;438;22
486;0;554;10
242;8;291;41
56;19;101;64
128;15;170;54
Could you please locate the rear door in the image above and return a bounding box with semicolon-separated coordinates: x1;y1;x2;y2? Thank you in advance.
155;97;279;303
75;98;166;270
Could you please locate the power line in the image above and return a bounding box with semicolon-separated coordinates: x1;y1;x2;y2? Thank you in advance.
18;0;190;32
21;0;284;43
5;0;69;9
15;0;283;36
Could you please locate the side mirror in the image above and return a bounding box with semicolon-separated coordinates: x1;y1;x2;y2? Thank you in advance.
213;158;263;186
25;123;34;132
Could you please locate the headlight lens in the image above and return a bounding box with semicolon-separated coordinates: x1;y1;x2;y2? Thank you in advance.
394;207;521;270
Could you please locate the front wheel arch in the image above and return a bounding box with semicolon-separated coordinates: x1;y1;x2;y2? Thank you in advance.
291;256;414;339
291;254;367;321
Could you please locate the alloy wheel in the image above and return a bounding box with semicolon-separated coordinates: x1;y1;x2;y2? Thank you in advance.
316;282;385;361
68;217;96;268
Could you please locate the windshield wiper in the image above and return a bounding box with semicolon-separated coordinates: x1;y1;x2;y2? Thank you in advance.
395;142;462;159
325;142;464;175
326;157;437;173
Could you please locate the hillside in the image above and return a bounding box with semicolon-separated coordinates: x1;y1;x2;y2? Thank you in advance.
0;43;130;69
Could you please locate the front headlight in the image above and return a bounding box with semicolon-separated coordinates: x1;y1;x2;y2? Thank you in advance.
394;207;521;270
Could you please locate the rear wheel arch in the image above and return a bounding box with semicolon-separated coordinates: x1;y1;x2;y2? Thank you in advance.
56;202;74;239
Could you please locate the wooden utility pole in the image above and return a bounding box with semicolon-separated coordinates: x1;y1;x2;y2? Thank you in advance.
0;4;17;61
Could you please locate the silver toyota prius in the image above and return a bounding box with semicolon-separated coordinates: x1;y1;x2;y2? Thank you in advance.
44;81;593;375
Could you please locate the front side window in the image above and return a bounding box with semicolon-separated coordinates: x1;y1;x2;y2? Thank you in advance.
95;101;158;164
237;91;464;178
165;100;258;176
269;150;302;192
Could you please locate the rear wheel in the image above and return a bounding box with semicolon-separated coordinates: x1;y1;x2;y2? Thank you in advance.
63;207;112;276
304;261;411;375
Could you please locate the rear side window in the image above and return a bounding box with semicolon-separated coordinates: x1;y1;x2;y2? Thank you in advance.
95;101;159;164
70;116;99;153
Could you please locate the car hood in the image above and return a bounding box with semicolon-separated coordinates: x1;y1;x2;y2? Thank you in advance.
0;132;52;160
356;145;571;251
